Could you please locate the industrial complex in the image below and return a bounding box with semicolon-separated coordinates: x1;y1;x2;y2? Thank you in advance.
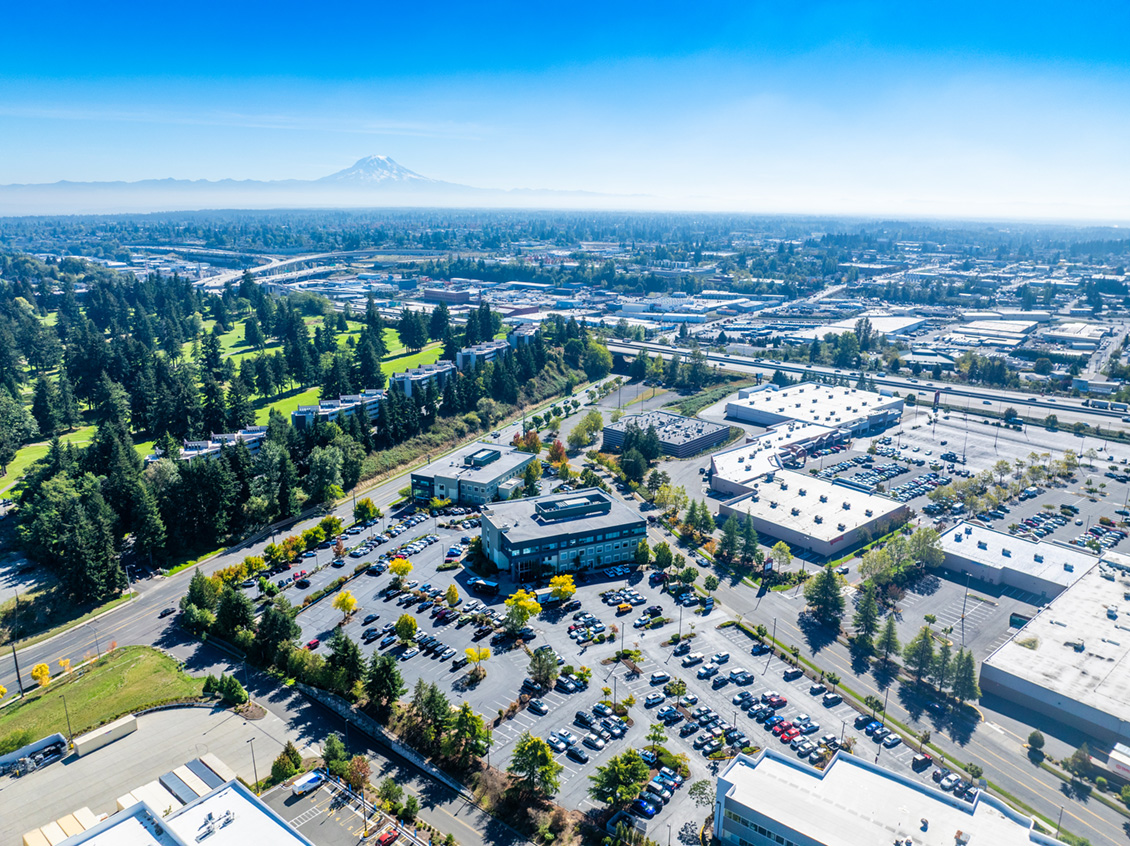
725;383;904;436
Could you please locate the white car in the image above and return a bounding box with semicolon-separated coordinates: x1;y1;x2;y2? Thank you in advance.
645;692;665;707
711;652;730;665
401;648;419;660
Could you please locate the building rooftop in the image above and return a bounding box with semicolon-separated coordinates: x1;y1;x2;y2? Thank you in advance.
941;523;1098;592
60;781;312;846
718;749;1049;846
723;471;905;543
983;556;1130;728
710;421;840;489
482;488;642;544
727;383;903;430
414;443;533;485
604;410;728;447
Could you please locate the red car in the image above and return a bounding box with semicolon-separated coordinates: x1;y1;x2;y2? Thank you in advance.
771;721;793;736
767;695;788;709
377;830;400;846
780;727;802;743
306;638;320;650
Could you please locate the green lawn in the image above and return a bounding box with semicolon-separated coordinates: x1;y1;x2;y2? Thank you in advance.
253;386;321;425
384;343;443;375
0;426;96;495
0;645;204;740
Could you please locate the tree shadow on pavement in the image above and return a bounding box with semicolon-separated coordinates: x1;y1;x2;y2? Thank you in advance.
796;611;838;656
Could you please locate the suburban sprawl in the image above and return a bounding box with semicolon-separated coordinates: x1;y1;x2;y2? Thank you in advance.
5;213;1130;846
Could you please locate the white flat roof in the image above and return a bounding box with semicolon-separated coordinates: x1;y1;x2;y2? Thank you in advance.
719;749;1043;846
724;471;904;542
727;383;903;430
164;782;310;846
984;559;1130;726
711;421;840;488
941;522;1097;591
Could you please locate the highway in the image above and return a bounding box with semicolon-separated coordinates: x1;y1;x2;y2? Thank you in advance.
606;339;1130;425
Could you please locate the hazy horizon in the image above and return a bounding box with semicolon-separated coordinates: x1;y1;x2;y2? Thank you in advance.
2;1;1128;222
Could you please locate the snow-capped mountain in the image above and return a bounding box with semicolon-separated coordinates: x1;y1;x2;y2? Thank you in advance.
0;155;635;215
318;155;439;184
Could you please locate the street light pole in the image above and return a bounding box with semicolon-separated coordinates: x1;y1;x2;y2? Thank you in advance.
247;737;260;794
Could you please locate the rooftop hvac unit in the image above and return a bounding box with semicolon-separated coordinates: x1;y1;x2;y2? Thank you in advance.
1034;554;1044;562
799;489;807;496
814;515;823;523
1002;549;1011;557
954;534;962;543
964;526;973;535
791;508;800;516
819;495;828;503
770;501;777;508
842;502;851;510
865;509;873;517
837;523;846;531
977;541;987;549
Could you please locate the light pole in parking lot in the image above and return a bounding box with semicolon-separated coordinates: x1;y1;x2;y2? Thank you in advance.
960;572;971;647
247;737;260;794
667;823;672;846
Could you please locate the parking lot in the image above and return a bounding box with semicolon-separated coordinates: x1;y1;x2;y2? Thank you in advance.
261;779;386;846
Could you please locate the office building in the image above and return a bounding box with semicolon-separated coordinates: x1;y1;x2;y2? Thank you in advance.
715;749;1054;846
508;324;539;346
411;444;536;506
481;488;647;580
388;361;456;398
290;389;385;431
602;410;729;458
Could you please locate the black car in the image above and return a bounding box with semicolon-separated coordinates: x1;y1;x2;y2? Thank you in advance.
159;607;177;618
362;628;380;642
567;746;590;764
680;722;698;737
575;710;595;727
563;600;582;612
363;613;380;625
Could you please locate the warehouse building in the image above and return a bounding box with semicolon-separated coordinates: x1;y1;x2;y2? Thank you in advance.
411;443;536;507
709;421;843;498
726;383;903;436
602;410;730;458
940;523;1098;600
715;749;1057;846
290;389;385;431
481;488;646;580
981;555;1130;744
717;471;908;559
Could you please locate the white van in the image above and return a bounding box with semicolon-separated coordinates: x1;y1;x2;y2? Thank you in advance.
292;771;325;796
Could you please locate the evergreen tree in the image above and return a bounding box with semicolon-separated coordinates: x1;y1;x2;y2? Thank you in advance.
876;615;901;663
326;628;365;695
365;652;406;713
132;481;167;564
950;648;981;703
428;301;450;340
353;331;385;390
200;375;228;434
244;316;265;350
852;582;881;649
932;641;953;691
31;376;59;436
719;515;740;560
803;565;845;626
226;379;255;430
904;626;936;680
56;370;81;430
740;517;759;564
214;585;256;638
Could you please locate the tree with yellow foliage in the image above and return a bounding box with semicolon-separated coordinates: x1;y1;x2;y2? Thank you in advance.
31;663;50;688
389;557;413;587
465;646;491;680
549;574;576;601
332;590;358;622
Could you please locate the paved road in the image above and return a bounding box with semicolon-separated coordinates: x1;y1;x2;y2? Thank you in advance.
606;340;1130;427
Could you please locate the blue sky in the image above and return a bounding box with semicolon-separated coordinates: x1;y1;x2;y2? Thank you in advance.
2;0;1129;219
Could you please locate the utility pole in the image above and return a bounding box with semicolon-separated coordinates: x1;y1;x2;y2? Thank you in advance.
62;693;74;747
11;642;24;696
